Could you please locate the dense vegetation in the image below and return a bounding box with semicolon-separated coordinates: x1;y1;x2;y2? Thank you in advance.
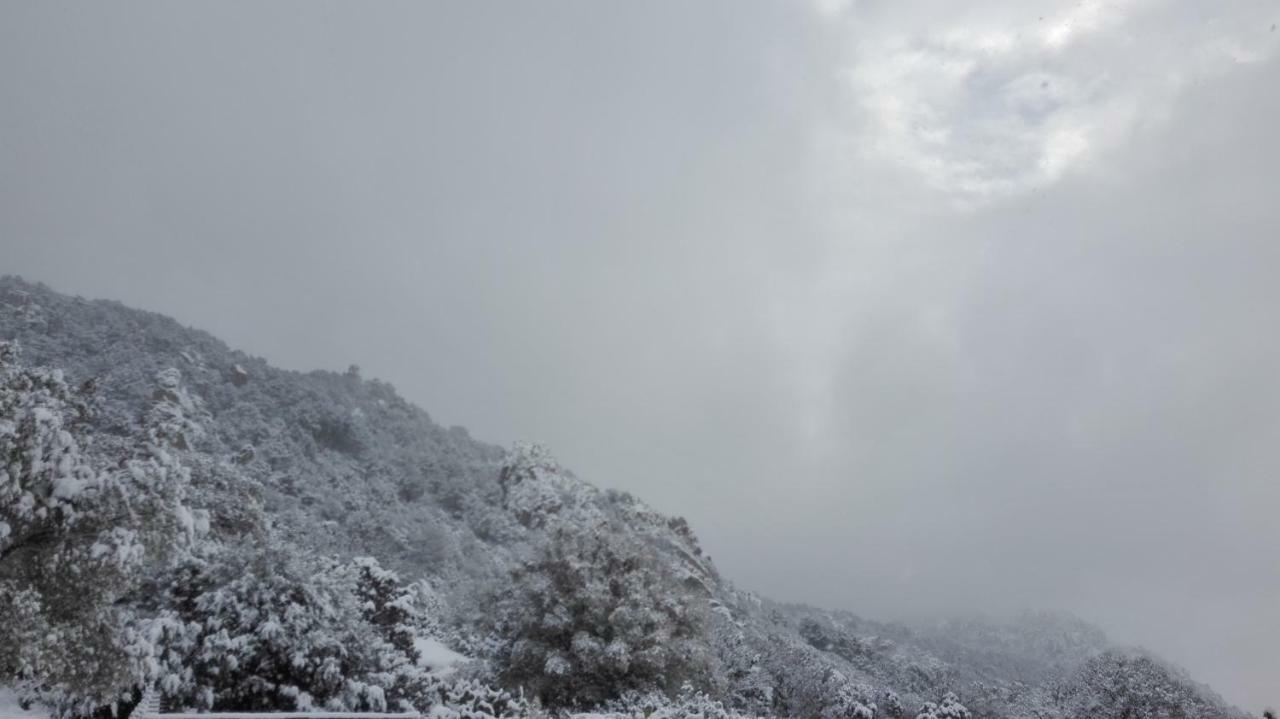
0;277;1262;719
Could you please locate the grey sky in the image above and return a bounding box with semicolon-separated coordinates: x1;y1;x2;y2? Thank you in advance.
2;0;1278;709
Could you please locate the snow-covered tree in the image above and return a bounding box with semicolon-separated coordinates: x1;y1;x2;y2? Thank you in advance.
709;607;773;714
881;690;904;718
153;547;403;712
153;547;530;718
759;642;875;719
1057;650;1234;719
915;692;970;719
492;520;715;707
0;344;199;715
497;442;574;529
350;555;424;659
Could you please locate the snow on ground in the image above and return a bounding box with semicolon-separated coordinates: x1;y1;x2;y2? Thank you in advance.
413;637;468;675
0;689;49;719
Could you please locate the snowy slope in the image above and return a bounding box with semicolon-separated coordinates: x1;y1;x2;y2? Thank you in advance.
0;276;1254;719
0;690;49;719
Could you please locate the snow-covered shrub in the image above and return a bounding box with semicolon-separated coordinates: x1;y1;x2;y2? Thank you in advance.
152;547;529;717
619;682;757;719
491;520;715;707
432;678;533;719
881;690;904;718
152;548;402;712
914;692;970;719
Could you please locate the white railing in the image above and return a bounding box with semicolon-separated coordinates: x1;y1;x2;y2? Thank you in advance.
133;686;420;719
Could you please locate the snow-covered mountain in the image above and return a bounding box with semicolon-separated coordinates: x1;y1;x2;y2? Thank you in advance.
0;276;1256;719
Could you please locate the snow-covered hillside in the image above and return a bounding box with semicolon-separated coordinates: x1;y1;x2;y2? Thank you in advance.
0;277;1256;719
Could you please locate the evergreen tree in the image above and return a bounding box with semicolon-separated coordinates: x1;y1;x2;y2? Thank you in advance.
351;556;422;661
0;344;199;716
491;519;715;708
153;547;400;712
915;692;970;719
153;548;529;718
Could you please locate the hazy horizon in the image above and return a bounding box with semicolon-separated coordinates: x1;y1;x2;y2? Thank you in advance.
3;1;1277;710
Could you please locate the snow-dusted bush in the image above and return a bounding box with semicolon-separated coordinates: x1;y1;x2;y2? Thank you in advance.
151;548;532;718
596;682;762;719
491;520;715;708
881;690;904;718
914;692;970;719
153;549;413;712
432;678;534;719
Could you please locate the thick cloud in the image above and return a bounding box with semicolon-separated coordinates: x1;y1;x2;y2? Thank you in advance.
2;0;1277;709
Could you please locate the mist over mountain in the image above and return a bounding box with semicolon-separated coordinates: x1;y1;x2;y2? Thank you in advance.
0;276;1257;719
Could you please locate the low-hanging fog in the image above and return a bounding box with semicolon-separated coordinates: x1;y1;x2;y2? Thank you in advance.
2;1;1277;710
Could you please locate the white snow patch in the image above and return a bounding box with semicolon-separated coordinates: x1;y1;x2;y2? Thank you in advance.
413;637;467;674
0;688;49;719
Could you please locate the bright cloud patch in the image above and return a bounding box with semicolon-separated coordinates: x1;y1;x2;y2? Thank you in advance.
818;0;1279;203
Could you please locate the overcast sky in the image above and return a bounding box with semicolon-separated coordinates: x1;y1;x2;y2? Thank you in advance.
2;0;1278;709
